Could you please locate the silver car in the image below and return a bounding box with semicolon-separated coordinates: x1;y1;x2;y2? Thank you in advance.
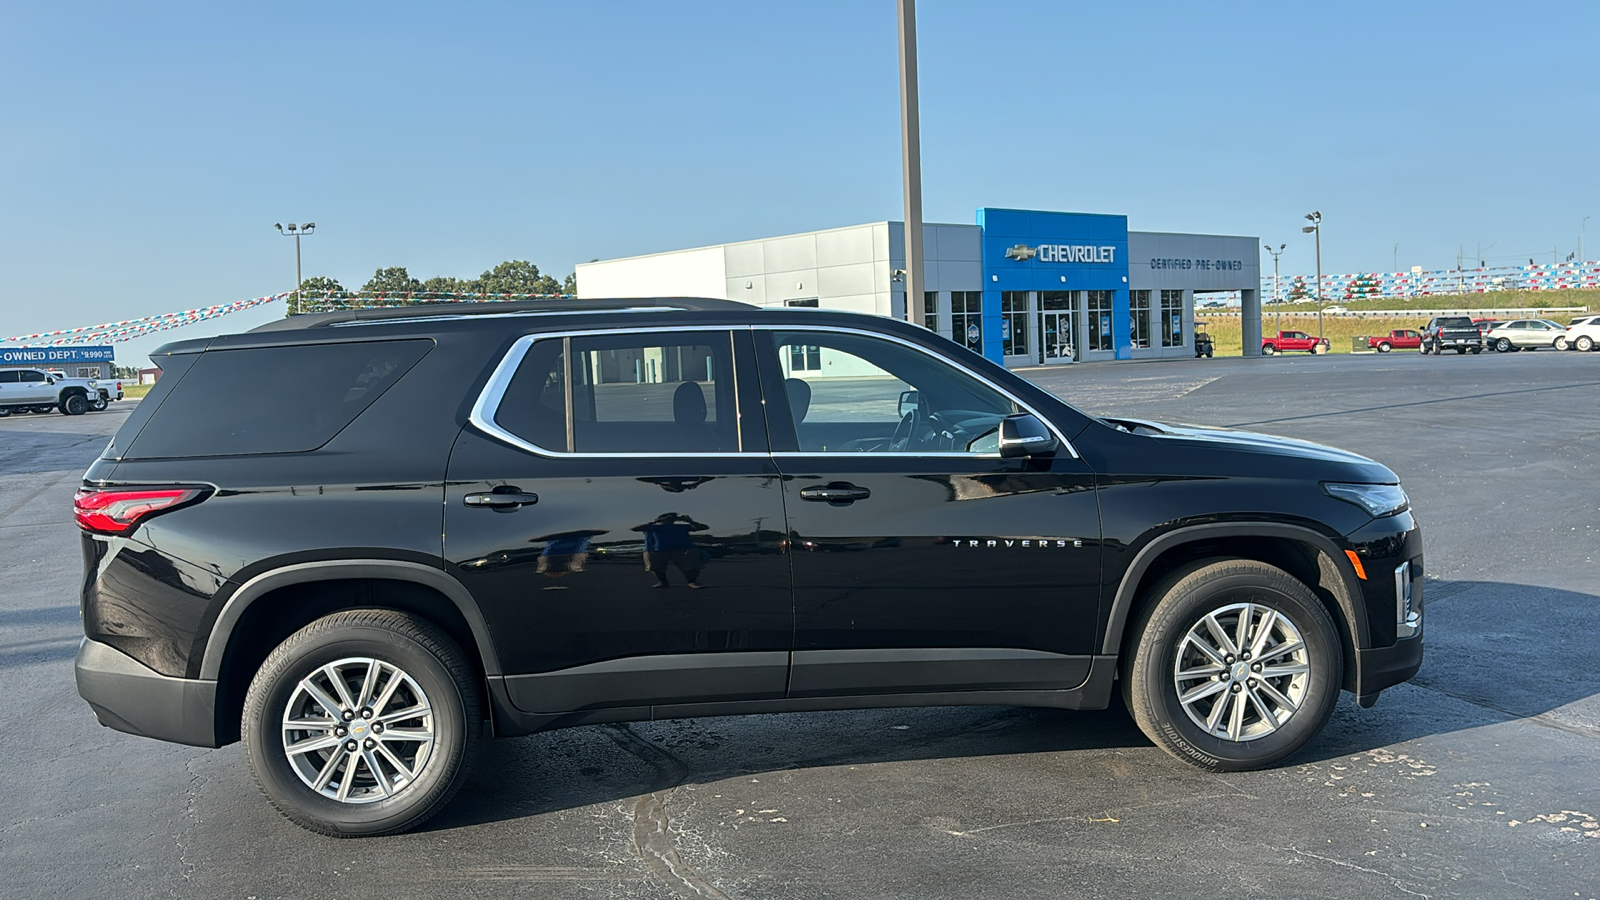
1485;319;1568;352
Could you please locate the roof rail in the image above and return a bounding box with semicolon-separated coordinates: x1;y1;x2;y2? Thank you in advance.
246;297;752;333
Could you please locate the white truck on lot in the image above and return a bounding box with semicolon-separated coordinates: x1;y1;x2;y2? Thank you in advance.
0;367;115;416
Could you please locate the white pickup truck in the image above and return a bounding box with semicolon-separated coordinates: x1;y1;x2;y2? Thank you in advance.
0;367;120;416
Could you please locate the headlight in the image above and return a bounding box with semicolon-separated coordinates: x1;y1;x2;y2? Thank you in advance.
1323;482;1409;517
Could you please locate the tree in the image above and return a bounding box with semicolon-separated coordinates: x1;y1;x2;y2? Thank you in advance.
287;275;345;315
420;276;465;296
471;260;562;296
562;272;577;295
362;267;423;295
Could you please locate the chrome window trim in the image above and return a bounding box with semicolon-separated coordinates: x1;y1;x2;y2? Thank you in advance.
469;323;1078;460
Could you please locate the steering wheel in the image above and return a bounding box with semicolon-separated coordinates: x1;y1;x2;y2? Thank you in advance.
888;408;920;451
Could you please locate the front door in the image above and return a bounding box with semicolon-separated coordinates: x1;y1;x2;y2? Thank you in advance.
1041;311;1076;364
444;328;792;715
1039;291;1076;365
755;327;1103;699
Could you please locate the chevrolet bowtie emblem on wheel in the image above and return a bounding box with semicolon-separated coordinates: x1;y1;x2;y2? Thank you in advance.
1004;244;1037;261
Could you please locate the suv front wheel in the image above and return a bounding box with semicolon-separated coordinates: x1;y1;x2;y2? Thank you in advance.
242;609;482;837
1123;559;1342;771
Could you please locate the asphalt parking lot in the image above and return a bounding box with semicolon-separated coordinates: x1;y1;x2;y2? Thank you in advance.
3;350;1598;899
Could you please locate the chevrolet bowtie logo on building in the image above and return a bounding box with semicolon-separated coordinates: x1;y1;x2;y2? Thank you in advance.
1004;244;1037;261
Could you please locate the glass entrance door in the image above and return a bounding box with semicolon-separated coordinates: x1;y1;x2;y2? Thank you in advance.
1038;291;1076;364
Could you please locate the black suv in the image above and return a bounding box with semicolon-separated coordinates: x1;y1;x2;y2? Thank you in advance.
74;299;1424;836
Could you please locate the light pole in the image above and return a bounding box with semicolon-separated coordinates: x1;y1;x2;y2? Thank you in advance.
1302;211;1322;339
1583;216;1591;266
274;222;317;315
897;0;926;329
1262;242;1286;334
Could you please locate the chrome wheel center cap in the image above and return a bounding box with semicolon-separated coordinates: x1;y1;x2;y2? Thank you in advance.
350;719;370;738
1230;662;1251;682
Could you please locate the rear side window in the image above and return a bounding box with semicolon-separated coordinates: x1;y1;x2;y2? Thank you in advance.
123;339;431;458
491;331;741;454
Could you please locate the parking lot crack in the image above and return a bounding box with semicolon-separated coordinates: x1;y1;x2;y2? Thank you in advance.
1287;847;1430;899
1409;680;1600;740
603;724;734;900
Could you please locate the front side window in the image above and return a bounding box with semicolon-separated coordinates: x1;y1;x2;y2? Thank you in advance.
19;370;45;383
766;330;1019;454
493;331;739;454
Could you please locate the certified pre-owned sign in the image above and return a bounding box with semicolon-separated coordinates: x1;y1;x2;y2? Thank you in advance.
1005;244;1116;264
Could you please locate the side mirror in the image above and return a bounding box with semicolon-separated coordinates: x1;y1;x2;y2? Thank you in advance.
46;377;56;385
898;390;919;418
998;413;1059;458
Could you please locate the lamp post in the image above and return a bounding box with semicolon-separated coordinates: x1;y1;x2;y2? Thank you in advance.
1583;216;1591;266
274;222;317;315
897;0;926;329
1302;211;1322;339
1262;242;1286;334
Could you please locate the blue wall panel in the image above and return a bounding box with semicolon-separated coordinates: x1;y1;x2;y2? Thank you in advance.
976;209;1132;360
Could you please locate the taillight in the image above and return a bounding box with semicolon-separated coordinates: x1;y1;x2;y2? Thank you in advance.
73;486;207;535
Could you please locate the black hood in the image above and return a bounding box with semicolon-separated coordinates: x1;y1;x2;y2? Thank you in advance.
1099;417;1398;482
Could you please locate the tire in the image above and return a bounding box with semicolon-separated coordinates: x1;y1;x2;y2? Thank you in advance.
0;407;10;417
1419;343;1430;355
1471;347;1482;354
1262;345;1276;356
60;393;89;416
1455;347;1466;354
90;394;108;411
1496;337;1512;353
1555;336;1569;351
1122;558;1342;771
242;609;482;837
1578;336;1595;352
1377;342;1392;353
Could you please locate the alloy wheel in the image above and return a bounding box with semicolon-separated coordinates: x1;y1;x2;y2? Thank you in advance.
281;657;436;804
1173;602;1311;742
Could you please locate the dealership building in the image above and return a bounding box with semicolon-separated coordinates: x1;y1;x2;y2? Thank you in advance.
576;208;1262;367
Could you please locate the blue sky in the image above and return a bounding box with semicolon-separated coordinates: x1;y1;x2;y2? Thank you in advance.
2;1;1595;365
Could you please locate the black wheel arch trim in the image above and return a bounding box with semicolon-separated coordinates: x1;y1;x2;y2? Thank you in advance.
198;559;502;680
1101;521;1370;657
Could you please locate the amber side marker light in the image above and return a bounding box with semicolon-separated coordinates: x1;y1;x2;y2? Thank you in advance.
74;487;207;536
1344;549;1368;581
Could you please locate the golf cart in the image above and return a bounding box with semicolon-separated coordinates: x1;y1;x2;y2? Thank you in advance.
1194;320;1214;358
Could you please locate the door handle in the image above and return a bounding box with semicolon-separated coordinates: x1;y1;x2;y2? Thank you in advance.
463;488;540;509
799;483;871;505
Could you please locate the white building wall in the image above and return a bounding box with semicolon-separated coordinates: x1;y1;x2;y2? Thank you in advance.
575;246;728;300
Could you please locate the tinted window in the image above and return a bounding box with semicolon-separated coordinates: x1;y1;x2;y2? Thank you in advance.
124;339;431;458
0;371;17;384
493;331;739;454
19;370;45;383
765;331;1017;454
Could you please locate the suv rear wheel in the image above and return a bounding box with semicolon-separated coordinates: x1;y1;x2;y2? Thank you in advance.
242;609;481;837
1123;559;1342;771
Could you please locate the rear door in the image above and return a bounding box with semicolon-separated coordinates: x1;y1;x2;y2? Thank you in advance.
444;327;793;716
754;326;1103;699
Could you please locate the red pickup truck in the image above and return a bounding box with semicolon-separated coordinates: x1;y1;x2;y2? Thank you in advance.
1261;330;1330;355
1367;329;1423;353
